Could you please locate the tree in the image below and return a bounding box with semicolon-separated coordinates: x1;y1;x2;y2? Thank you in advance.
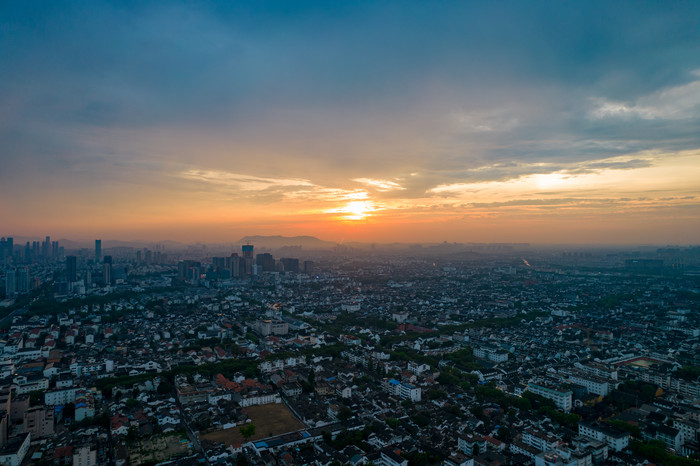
428;389;447;400
240;423;256;439
338;406;353;421
127;425;139;441
157;381;173;396
496;426;511;441
62;402;75;421
28;390;44;407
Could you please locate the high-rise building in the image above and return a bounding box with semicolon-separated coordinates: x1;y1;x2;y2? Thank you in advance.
212;256;227;271
95;240;101;261
15;267;29;293
177;260;200;281
0;238;12;264
103;255;112;286
103;265;111;285
51;241;59;259
242;245;254;275
280;258;300;273
42;236;51;259
66;256;77;282
230;254;242;278
304;260;314;274
4;269;16;296
256;253;275;272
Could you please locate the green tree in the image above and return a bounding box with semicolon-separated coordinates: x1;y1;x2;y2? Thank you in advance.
386;418;399;428
28;390;44;407
496;426;511;441
127;425;139;441
157;381;174;396
338;406;353;421
240;423;256;439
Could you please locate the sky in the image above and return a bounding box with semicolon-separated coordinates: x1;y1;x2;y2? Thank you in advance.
1;1;700;244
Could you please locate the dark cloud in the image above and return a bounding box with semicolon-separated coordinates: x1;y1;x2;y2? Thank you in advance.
1;0;700;199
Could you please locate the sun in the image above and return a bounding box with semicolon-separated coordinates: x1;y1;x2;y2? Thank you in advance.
531;173;570;190
337;200;375;220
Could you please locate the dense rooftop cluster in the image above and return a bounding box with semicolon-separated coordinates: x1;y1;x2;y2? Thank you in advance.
0;243;698;465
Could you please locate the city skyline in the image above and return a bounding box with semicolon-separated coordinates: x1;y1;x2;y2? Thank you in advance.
2;1;700;244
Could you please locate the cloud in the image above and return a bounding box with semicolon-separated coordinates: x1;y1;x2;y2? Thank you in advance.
352;178;405;191
181;169;313;192
2;1;700;240
590;72;700;121
179;168;373;207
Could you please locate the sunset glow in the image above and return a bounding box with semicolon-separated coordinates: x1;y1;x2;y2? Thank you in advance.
1;2;699;244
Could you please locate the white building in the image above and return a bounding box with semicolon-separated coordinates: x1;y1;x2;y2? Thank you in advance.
578;422;629;452
73;444;98;466
527;383;572;412
473;345;509;363
568;373;610;396
522;428;559;451
0;433;31;466
44;387;80;405
381;379;421;402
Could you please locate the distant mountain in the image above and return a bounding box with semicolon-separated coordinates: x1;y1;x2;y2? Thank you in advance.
237;235;337;250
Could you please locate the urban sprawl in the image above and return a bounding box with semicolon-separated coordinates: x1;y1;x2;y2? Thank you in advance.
0;236;699;466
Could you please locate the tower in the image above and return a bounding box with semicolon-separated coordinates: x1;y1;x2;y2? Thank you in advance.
256;253;275;272
242;245;254;275
66;256;77;282
42;236;50;259
4;269;16;296
103;255;112;285
95;240;102;261
15;267;29;293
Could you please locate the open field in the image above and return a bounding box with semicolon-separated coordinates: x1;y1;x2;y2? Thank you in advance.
129;433;191;465
620;357;666;369
201;403;305;447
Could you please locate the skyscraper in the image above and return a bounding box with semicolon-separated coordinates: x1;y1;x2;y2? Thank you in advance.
256;253;275;272
42;236;50;259
103;255;112;285
95;240;102;261
66;255;77;282
242;245;254;275
0;237;12;263
15;267;29;293
280;257;300;273
4;269;16;296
